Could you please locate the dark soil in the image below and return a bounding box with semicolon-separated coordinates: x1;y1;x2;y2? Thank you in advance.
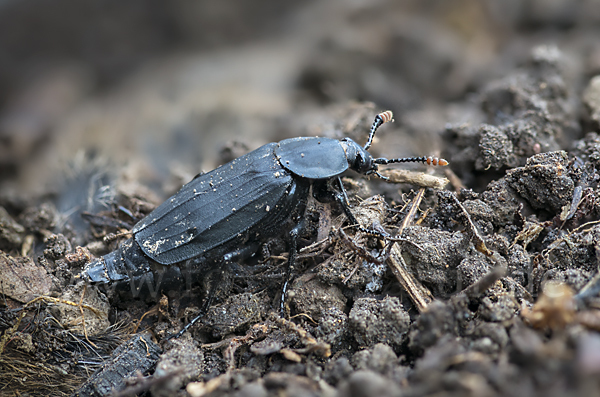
2;2;600;397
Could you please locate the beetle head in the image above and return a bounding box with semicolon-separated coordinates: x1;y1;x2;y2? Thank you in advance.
340;111;448;181
341;138;377;175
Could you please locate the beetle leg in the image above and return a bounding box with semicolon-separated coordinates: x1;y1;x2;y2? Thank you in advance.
332;180;361;226
313;179;361;226
336;176;351;207
171;266;224;339
280;220;304;317
171;244;259;338
314;179;404;242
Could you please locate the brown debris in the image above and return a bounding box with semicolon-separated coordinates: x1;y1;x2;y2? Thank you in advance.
522;282;576;331
0;251;51;303
378;168;449;190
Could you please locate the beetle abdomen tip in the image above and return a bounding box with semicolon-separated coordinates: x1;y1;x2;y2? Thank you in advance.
81;258;110;283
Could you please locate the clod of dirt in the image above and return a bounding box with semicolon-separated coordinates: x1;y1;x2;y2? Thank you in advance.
314;306;348;349
469;321;509;358
507;319;546;362
336;369;402;397
408;297;474;356
483;234;530;287
479;180;522;229
261;372;325;396
444;45;577;182
401;226;470;296
151;335;203;397
574;131;600;168
457;254;495;290
413;334;467;374
532;224;599;293
461;198;496;235
289;273;347;321
0;206;24;250
351;343;406;379
478;294;519;323
202;292;270;339
18;202;58;233
73;333;162;397
250;328;298;357
506;151;574;213
349;296;410;348
43;233;72;260
0;251;51;302
477;124;519;170
322;356;353;387
410;334;496;397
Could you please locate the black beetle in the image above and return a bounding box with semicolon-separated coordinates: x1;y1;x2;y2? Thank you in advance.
82;111;446;332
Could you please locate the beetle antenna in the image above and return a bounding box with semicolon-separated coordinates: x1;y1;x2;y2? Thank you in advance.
364;110;393;150
375;156;449;167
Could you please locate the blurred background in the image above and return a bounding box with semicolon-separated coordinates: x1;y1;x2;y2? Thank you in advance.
0;0;599;206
